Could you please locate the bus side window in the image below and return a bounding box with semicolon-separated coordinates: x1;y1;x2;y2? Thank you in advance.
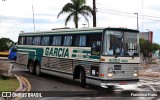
18;37;25;45
91;41;101;55
74;35;87;47
52;36;62;46
32;37;41;45
63;36;73;46
41;36;50;46
26;37;33;45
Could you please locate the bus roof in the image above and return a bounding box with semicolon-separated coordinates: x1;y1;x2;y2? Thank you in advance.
19;27;139;36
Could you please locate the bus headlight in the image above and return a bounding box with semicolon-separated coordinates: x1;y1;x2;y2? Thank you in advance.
108;73;113;77
133;73;138;77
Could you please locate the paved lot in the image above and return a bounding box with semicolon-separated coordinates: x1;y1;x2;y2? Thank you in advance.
1;59;160;100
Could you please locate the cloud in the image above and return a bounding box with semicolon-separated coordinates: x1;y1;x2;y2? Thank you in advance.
0;0;159;44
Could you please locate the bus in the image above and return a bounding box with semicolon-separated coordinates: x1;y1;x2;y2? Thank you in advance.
8;42;17;60
16;27;140;87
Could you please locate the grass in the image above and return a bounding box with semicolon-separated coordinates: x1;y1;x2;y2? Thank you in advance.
0;78;19;91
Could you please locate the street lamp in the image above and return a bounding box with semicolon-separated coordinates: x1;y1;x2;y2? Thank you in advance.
134;13;139;30
82;24;87;28
32;5;35;32
146;29;151;43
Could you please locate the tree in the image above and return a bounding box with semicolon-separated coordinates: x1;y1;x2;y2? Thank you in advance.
57;0;93;28
139;38;160;57
0;38;14;52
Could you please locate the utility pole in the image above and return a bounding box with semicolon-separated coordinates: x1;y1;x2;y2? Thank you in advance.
93;0;96;27
134;13;139;30
32;5;35;31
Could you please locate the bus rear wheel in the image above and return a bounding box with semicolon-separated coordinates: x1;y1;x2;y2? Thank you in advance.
28;61;34;74
35;62;41;76
80;69;86;87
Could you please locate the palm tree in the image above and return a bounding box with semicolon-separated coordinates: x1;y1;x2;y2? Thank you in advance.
57;0;93;28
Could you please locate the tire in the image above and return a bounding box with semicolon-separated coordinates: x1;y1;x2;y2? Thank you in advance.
80;69;86;87
28;61;35;74
35;62;41;76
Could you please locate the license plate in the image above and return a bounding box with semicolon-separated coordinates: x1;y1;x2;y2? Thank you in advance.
114;71;124;74
119;81;127;85
114;65;121;70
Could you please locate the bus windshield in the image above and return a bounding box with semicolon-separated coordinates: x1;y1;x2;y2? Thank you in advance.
103;30;139;57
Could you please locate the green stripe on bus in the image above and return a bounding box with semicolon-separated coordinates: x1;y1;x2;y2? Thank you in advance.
72;54;77;57
83;55;89;58
83;55;100;59
89;55;100;59
18;47;43;62
73;50;77;53
83;50;91;53
73;50;90;54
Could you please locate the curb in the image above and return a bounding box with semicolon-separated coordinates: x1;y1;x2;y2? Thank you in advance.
1;75;31;100
15;75;24;91
0;57;8;60
12;75;31;100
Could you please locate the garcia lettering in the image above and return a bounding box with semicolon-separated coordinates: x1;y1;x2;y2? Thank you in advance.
45;47;69;58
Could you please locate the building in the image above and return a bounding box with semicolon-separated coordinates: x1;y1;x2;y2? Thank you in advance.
140;31;153;43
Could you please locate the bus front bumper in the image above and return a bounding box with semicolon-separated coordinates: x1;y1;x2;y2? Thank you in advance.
100;79;139;88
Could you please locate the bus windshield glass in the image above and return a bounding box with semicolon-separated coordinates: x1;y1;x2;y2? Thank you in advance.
103;30;139;57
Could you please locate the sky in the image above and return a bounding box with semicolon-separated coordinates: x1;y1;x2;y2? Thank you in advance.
0;0;160;43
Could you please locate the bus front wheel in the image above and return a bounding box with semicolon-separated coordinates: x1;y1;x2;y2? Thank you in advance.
80;69;86;87
35;62;41;76
28;61;34;74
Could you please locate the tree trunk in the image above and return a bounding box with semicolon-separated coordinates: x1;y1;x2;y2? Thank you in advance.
93;0;96;27
74;13;79;28
75;22;78;28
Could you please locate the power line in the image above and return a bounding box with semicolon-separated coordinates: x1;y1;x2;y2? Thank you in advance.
98;10;160;21
96;3;160;21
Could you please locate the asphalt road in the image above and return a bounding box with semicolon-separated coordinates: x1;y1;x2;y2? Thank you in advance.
1;59;160;100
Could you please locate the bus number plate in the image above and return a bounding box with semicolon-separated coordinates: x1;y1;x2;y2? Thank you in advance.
114;71;123;74
114;65;121;70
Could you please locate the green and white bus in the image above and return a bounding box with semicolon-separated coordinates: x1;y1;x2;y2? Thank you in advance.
16;27;140;87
